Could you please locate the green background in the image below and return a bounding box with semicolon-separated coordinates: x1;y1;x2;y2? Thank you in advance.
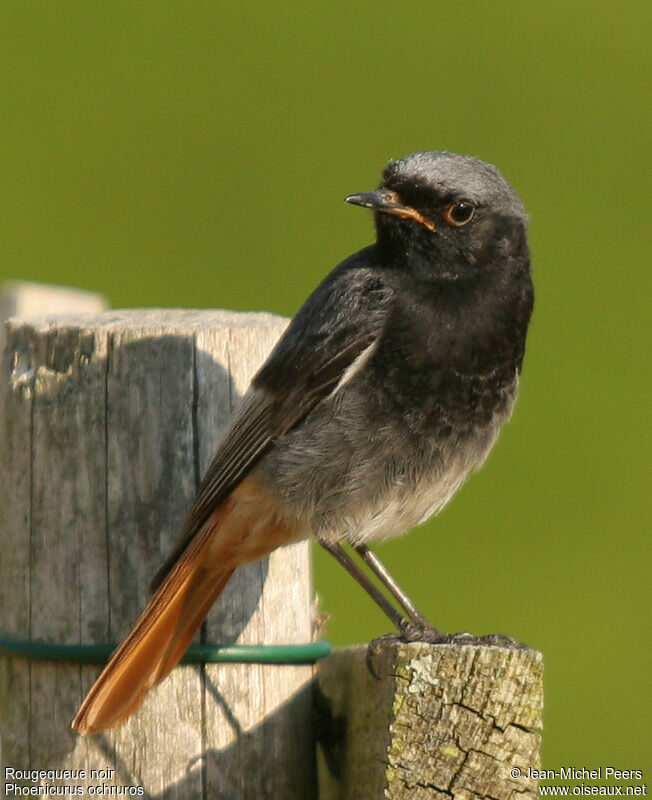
1;0;649;778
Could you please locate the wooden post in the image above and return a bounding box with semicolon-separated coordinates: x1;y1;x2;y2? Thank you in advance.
0;281;107;355
317;643;543;800
0;308;317;798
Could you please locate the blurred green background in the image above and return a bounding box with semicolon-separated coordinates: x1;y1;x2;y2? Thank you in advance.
1;0;649;777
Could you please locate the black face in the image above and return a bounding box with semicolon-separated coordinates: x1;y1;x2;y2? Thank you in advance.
347;151;529;283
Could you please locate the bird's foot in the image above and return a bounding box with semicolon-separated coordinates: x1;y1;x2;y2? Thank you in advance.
429;631;528;649
365;632;404;679
366;623;528;678
365;620;447;678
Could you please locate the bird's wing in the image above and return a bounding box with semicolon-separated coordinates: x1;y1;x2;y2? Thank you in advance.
151;263;392;588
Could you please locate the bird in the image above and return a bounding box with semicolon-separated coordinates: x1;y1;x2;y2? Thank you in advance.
72;150;534;735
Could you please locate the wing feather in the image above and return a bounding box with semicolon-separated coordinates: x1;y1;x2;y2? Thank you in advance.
152;259;392;589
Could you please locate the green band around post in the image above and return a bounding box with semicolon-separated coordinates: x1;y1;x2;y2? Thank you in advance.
0;637;331;665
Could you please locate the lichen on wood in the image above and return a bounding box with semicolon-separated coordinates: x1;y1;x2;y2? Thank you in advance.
317;642;543;800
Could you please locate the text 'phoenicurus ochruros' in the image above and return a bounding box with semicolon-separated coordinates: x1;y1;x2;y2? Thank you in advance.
73;151;534;734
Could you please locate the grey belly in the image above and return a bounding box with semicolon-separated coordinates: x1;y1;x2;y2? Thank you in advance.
256;378;518;545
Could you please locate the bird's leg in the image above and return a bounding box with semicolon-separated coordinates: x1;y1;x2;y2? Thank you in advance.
317;540;408;631
353;543;435;631
318;539;449;681
319;540;527;679
350;545;528;653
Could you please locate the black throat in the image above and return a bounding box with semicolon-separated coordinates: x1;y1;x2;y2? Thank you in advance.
369;224;534;435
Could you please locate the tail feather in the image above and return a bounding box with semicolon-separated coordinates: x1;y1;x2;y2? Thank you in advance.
72;474;296;735
72;514;231;735
153;568;233;686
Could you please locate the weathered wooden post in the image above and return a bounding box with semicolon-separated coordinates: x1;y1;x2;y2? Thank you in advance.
316;643;543;799
0;303;317;798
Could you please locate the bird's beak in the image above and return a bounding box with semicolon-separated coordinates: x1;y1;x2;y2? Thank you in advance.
345;189;436;232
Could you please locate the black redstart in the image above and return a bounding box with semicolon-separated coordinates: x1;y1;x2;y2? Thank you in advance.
73;150;533;734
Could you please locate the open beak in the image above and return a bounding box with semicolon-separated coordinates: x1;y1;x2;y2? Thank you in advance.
345;189;436;232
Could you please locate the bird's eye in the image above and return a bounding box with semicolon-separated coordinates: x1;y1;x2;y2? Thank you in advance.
443;201;475;227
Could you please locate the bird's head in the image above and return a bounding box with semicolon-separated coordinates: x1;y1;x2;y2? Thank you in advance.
346;151;529;282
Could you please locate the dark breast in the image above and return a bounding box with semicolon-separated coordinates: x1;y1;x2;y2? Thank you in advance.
367;277;528;440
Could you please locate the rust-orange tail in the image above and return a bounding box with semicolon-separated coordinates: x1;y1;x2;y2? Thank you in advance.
72;476;296;735
72;513;234;735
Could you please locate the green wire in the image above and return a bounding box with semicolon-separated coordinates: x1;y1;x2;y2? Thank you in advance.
0;637;331;665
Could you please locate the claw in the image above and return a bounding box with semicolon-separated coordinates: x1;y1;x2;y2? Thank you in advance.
399;619;445;643
365;646;381;680
365;620;447;678
479;632;528;650
365;632;403;679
